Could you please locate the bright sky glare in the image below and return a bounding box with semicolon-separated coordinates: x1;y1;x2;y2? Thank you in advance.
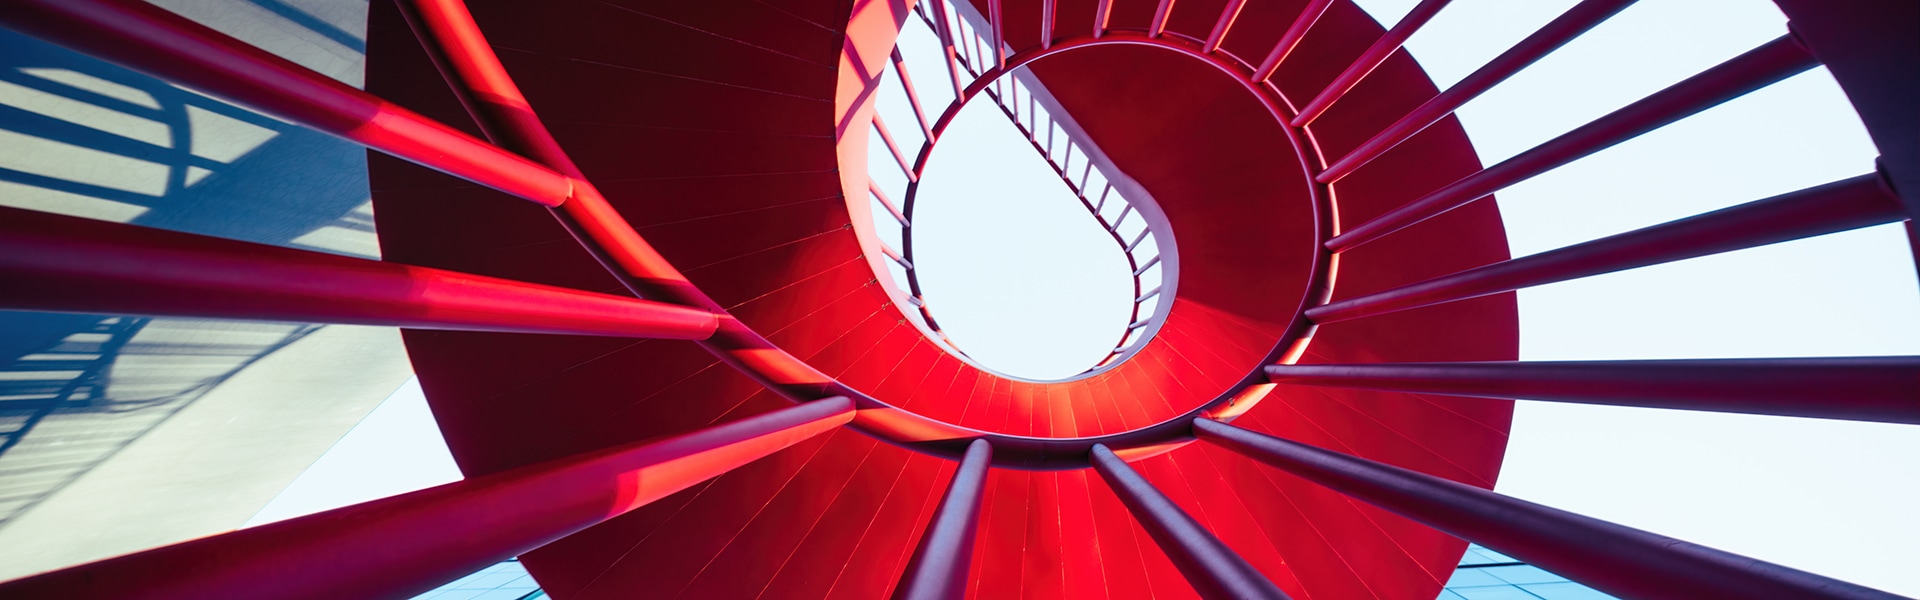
267;0;1919;595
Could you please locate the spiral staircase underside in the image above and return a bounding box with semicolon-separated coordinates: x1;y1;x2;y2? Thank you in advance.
366;0;1516;598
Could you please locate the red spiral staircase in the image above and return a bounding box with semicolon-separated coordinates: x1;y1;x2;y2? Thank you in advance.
0;0;1915;599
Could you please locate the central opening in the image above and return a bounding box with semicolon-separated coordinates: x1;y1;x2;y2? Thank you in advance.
909;97;1140;380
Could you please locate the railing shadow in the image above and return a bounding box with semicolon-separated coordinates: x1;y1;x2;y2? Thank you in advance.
0;6;375;530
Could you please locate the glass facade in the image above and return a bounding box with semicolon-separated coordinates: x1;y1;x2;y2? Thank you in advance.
411;559;544;600
1441;544;1616;600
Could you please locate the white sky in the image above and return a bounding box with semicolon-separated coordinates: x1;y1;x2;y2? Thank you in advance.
264;0;1919;595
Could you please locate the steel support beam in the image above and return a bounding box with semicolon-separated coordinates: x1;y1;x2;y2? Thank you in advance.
1089;444;1290;600
1253;0;1334;83
1328;34;1818;252
0;0;572;206
1306;173;1905;323
0;398;857;600
1319;0;1638;182
0;206;719;339
893;439;993;600
1193;418;1905;600
1264;357;1920;424
1291;0;1453;126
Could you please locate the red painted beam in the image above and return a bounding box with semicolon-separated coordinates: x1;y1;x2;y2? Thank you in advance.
1318;0;1639;183
1328;34;1818;252
1193;418;1907;600
1264;357;1920;424
1307;173;1904;323
1090;444;1291;600
0;0;571;207
1253;0;1334;83
0;206;719;340
893;439;992;600
1291;0;1453;126
0;398;857;600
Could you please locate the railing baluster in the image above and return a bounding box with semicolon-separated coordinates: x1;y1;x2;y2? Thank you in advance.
1089;444;1291;600
1041;0;1056;50
882;241;916;270
891;48;938;140
0;0;571;206
1193;419;1908;600
1262;357;1920;424
869;179;915;228
1149;0;1176;39
1328;34;1818;252
1094;0;1115;38
1132;254;1161;276
1095;185;1114;213
989;0;1006;69
1292;0;1453;126
0;399;857;600
1204;0;1250;53
1319;0;1639;182
1126;228;1153;252
873;114;920;182
0;206;719;340
1254;0;1335;83
892;439;992;600
930;0;967;99
1307;174;1903;323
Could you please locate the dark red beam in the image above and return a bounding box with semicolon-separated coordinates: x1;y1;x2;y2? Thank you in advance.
1318;0;1639;183
1193;419;1906;600
0;206;719;340
0;0;572;206
893;439;992;600
1089;444;1291;600
1328;34;1818;252
1307;173;1904;323
1291;0;1453;126
0;398;857;600
1253;0;1334;83
1264;357;1920;424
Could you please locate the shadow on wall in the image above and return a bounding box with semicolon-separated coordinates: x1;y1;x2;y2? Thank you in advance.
0;18;373;530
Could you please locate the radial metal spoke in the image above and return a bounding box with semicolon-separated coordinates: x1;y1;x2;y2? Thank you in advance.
0;0;572;206
1194;419;1908;600
1254;0;1335;83
1319;0;1639;183
1328;34;1818;252
0;399;857;600
1040;0;1056;50
893;439;992;600
1291;0;1453;126
1263;357;1920;424
1149;0;1176;39
1307;174;1904;323
0;206;720;340
870;179;914;228
1093;0;1115;38
1204;0;1251;53
892;48;938;140
874;114;920;182
1090;444;1291;600
988;0;1005;69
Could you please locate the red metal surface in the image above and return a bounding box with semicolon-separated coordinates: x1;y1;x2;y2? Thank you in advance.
0;206;718;339
0;0;572;207
1090;445;1290;600
1194;418;1908;600
1308;173;1906;323
362;0;1519;596
19;0;1909;597
1264;357;1920;424
1328;33;1819;252
894;439;993;600
0;398;855;600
